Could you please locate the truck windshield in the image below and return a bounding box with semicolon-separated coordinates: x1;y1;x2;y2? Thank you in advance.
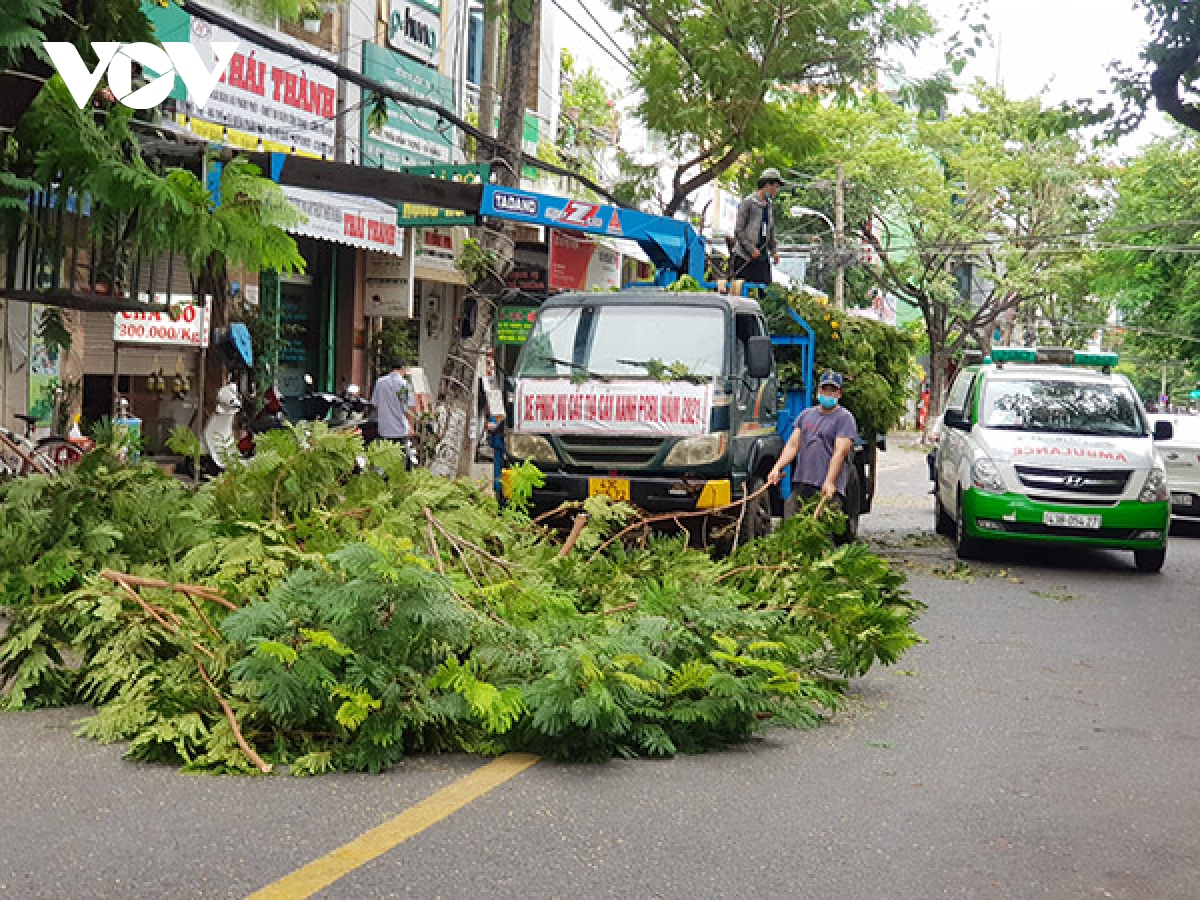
980;379;1146;436
516;305;725;378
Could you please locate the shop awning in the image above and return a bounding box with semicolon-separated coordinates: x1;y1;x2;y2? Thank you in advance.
281;186;405;256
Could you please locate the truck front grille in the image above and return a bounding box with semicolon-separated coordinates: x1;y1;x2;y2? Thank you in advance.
557;436;665;468
1014;466;1130;496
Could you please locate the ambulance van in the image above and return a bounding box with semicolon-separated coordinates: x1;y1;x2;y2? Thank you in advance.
934;348;1174;572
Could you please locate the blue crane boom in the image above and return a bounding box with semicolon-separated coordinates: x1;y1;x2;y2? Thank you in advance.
479;185;708;286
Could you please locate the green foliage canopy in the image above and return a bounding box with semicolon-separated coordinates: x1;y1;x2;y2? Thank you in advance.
609;0;934;215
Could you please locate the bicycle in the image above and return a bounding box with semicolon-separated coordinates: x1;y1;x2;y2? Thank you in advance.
0;412;88;480
0;422;59;479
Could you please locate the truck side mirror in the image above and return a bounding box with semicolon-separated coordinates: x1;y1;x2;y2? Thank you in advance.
1153;420;1174;441
943;408;970;431
745;336;773;379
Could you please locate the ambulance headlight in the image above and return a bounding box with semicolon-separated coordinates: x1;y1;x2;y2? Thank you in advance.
506;432;557;464
1138;467;1169;503
971;457;1006;493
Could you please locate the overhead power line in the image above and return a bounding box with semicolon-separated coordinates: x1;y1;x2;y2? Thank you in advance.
549;0;635;77
563;0;636;74
179;0;626;206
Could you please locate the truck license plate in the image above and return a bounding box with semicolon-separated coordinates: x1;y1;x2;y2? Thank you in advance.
1043;511;1102;529
1171;492;1194;507
589;478;630;502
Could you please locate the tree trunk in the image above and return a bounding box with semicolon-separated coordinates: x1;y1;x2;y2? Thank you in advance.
429;0;537;479
926;321;951;424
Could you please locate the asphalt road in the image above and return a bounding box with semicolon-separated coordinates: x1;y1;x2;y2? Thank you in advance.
3;440;1200;899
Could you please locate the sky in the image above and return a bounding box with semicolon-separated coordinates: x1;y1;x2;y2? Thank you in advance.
548;0;1175;152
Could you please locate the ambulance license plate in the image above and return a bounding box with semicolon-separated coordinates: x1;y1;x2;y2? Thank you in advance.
1043;512;1102;529
589;478;630;502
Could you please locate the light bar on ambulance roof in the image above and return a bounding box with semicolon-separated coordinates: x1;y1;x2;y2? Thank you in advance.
990;347;1119;368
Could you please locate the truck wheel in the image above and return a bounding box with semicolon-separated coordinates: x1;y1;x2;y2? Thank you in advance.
934;492;955;536
738;476;773;546
1134;547;1166;573
955;492;981;560
841;466;862;542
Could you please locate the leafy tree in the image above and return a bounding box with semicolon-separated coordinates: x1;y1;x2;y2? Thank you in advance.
1094;137;1200;375
775;88;1105;415
608;0;934;215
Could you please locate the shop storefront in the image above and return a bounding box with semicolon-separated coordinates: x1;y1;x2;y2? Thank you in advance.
271;187;407;408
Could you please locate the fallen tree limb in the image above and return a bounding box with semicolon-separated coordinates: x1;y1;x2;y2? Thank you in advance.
100;571;238;611
196;661;273;774
557;513;589;558
101;571;215;660
589;483;772;562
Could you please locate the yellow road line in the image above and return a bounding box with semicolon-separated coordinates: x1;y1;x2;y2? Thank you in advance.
247;753;540;900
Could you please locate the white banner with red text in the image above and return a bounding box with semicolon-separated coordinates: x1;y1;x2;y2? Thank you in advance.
114;296;211;347
516;379;712;436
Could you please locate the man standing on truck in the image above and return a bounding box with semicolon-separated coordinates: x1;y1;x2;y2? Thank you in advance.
731;168;783;285
767;370;858;517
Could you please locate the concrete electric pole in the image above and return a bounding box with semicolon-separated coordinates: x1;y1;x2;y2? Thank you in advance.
430;0;540;479
833;163;846;311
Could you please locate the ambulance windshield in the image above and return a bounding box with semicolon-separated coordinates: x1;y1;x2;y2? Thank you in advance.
980;379;1146;436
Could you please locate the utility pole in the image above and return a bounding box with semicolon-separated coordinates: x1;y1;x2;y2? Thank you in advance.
476;0;502;154
833;163;846;311
431;0;539;479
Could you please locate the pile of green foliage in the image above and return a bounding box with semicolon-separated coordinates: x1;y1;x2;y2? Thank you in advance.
762;287;916;439
0;426;922;773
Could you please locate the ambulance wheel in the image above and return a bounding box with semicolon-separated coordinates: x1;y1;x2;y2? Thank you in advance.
955;492;981;560
1134;547;1166;574
934;492;955;536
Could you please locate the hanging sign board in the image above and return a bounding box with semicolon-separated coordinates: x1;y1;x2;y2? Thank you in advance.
365;234;415;318
495;305;539;345
361;41;455;169
114;295;212;347
386;0;441;68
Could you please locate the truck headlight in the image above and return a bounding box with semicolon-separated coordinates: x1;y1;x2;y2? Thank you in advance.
1138;467;1169;503
971;457;1006;492
506;432;557;464
663;433;728;467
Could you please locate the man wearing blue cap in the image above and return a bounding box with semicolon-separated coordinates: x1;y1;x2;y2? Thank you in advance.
767;370;858;520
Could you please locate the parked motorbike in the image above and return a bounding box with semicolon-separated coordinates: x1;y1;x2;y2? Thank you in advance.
237;384;288;456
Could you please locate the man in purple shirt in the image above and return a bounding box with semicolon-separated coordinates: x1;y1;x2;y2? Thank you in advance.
767;370;858;512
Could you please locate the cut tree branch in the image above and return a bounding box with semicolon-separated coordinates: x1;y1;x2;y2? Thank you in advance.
1150;43;1200;133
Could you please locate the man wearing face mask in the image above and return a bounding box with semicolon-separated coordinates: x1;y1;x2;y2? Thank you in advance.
731;168;783;285
767;371;858;518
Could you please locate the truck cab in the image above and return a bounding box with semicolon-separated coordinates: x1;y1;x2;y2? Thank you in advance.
504;290;784;545
934;347;1173;572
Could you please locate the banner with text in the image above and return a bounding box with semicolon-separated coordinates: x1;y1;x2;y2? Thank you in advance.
180;15;338;158
549;230;620;292
515;379;712;436
114;296;212;347
361;41;455;169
